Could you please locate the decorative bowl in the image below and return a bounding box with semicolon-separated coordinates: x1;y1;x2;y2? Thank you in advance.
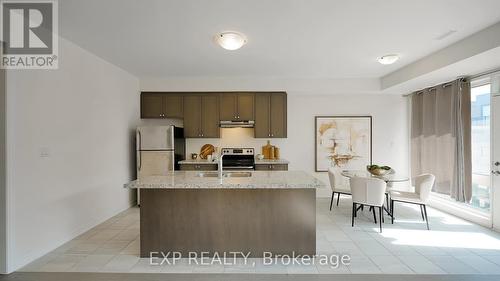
367;165;392;176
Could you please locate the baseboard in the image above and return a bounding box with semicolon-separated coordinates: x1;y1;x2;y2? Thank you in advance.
428;196;492;229
10;199;136;273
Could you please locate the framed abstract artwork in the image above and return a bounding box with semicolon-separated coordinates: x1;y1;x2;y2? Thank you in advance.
315;116;372;172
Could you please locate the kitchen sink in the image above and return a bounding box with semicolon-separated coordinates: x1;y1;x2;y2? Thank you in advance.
196;172;252;178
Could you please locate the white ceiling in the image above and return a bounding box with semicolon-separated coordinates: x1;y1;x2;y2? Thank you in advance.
59;0;500;79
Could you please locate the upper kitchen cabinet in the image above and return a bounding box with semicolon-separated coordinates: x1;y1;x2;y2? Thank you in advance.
164;94;184;118
219;93;254;121
254;92;287;138
140;92;183;119
183;94;220;138
141;93;164;118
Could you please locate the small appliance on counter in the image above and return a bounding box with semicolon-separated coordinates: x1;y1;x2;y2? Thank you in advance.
262;140;280;159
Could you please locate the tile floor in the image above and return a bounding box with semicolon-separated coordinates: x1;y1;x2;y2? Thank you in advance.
19;197;500;274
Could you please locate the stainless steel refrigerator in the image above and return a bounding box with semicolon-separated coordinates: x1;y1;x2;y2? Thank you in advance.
136;126;185;204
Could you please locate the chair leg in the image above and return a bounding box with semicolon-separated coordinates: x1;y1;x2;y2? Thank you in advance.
352;203;356;227
385;193;389;210
371;206;377;224
379;207;383;233
420;204;425;221
336;192;341;206
330;192;334;211
391;200;394;224
423;204;430;230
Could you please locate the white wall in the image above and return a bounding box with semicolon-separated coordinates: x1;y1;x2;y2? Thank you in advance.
140;79;409;198
5;37;140;272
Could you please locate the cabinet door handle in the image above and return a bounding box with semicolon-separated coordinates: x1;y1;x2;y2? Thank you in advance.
495;162;500;166
137;131;142;171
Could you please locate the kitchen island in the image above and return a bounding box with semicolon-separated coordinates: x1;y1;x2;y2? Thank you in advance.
125;171;324;258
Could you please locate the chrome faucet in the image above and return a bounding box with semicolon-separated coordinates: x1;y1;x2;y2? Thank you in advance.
218;153;225;178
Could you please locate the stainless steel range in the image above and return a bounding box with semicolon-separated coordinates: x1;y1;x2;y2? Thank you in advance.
221;148;255;170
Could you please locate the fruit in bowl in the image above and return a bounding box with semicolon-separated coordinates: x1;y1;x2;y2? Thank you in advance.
367;165;392;176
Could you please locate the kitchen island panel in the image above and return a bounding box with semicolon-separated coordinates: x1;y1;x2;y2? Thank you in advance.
140;188;316;258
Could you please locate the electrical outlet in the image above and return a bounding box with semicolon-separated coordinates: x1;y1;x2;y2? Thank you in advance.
39;147;50;158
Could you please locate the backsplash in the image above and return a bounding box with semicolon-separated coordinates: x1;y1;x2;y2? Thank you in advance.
139;120;288;159
186;128;287;158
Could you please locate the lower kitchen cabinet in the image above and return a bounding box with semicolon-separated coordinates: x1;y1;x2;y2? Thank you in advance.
254;164;288;171
179;164;218;171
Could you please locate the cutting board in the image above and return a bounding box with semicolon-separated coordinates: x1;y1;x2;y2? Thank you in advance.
200;144;215;159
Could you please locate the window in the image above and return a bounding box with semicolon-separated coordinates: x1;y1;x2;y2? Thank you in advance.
482;105;490;118
470;82;491;211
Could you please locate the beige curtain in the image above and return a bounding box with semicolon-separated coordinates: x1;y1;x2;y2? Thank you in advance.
410;79;472;202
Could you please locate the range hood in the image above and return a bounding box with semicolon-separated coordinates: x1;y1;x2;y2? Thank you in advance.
219;120;255;128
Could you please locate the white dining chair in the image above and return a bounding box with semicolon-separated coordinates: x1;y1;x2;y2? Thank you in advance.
389;174;436;230
350;177;387;233
328;167;351;211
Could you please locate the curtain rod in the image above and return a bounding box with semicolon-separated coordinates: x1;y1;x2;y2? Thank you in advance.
403;78;465;97
469;67;500;79
404;67;500;97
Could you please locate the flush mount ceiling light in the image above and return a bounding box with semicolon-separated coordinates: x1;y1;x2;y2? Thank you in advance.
378;54;399;65
215;31;247;50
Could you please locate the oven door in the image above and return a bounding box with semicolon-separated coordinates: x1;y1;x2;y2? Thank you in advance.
222;155;255;170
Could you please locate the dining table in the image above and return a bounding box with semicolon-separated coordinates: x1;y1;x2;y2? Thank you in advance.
340;170;410;217
340;170;410;184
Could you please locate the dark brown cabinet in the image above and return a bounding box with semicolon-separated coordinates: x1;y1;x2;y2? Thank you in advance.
179;164;218;171
140;91;286;139
183;95;219;138
141;93;164;118
254;92;287;138
141;93;183;119
219;93;254;121
254;164;288;171
164;95;183;118
201;95;219;138
183;95;201;138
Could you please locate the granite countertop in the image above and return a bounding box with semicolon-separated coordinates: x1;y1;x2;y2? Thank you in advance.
179;158;290;165
125;171;325;189
179;159;217;165
255;159;290;164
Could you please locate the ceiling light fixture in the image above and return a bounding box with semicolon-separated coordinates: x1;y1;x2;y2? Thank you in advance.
378;54;399;65
215;31;247;50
